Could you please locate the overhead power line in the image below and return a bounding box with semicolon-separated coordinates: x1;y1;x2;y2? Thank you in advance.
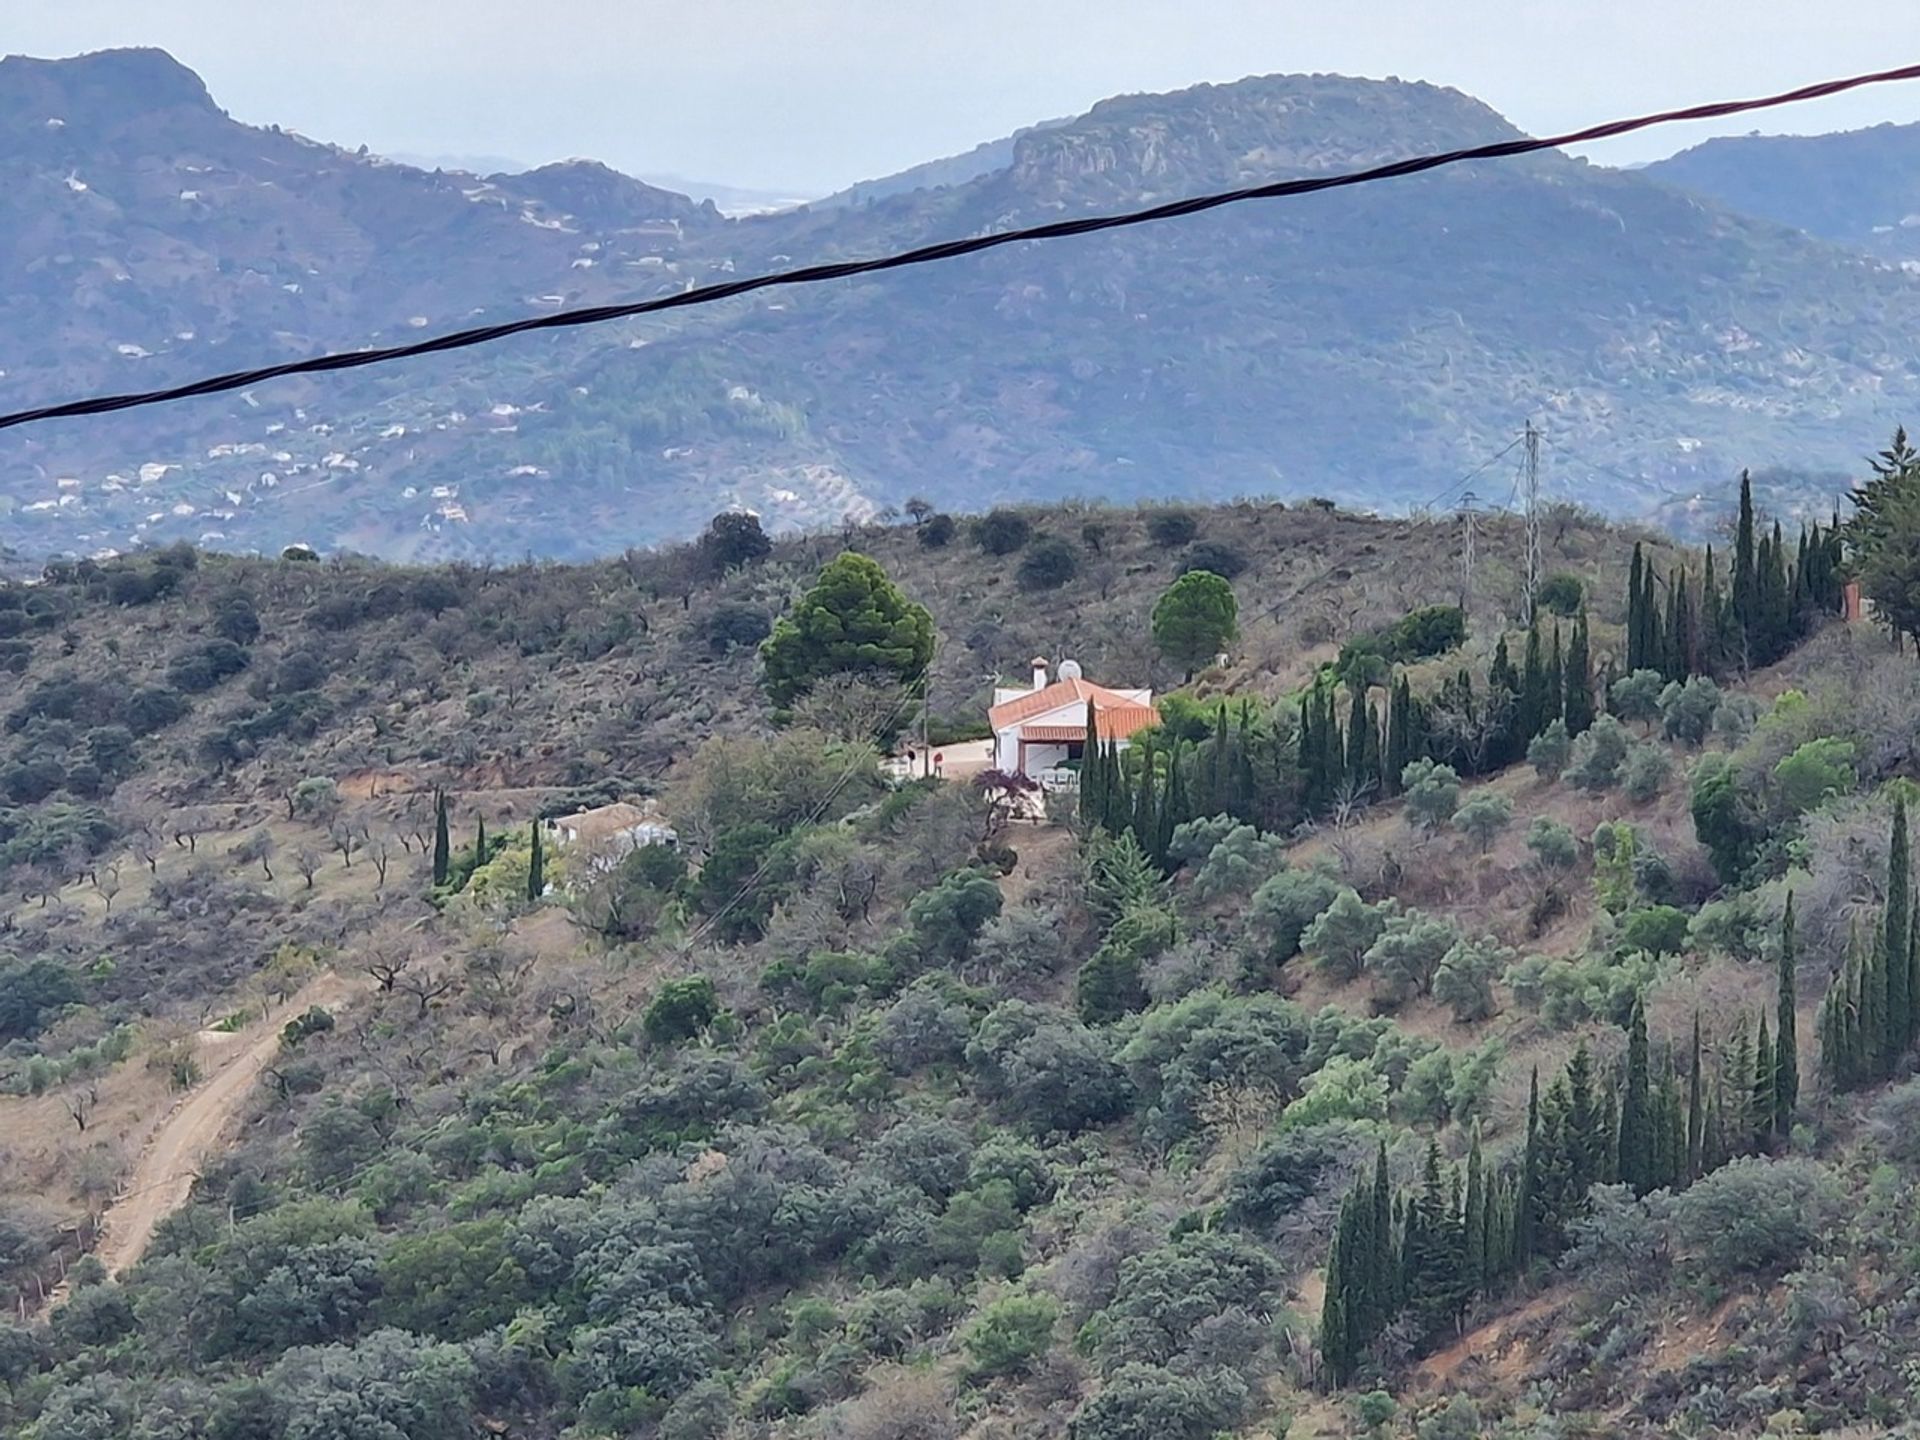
3;60;1919;436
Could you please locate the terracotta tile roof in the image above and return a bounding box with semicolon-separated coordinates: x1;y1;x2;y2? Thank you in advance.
988;676;1150;730
1022;706;1160;743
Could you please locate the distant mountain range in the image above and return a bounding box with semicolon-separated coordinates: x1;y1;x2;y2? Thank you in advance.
1645;123;1920;262
2;47;1916;562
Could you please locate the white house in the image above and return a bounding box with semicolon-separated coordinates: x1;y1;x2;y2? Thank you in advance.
545;801;678;871
988;658;1158;778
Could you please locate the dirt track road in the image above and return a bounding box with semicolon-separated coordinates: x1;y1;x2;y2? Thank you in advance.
88;973;359;1277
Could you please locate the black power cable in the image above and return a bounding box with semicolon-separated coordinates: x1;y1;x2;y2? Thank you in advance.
3;60;1918;434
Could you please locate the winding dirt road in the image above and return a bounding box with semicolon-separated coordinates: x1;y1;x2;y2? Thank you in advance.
87;973;359;1277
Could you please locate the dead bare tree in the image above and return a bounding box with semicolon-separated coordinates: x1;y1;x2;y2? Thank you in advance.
329;814;365;870
91;864;121;917
232;831;277;883
369;833;395;888
128;825;161;876
64;1085;99;1133
293;846;324;890
395;969;457;1020
363;936;416;993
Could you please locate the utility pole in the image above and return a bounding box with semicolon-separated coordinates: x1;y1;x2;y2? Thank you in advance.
1458;492;1479;618
1522;419;1543;626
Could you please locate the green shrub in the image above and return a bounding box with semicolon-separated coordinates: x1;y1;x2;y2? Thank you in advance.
644;977;721;1045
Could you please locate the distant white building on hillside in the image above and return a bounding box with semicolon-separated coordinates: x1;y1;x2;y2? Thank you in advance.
988;658;1158;778
545;801;677;871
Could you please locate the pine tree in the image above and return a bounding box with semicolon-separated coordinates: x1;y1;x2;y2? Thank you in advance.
1564;611;1595;735
1776;894;1800;1135
527;821;545;902
1618;999;1655;1195
432;790;451;886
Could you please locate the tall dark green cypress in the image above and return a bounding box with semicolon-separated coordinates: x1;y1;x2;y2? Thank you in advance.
1751;1017;1775;1152
1155;742;1186;866
1685;1012;1705;1183
1564;612;1594;735
527;820;544;902
1516;1067;1540;1269
473;814;487;870
1701;545;1725;672
1733;471;1758;669
1887;797;1912;1052
1775;894;1799;1136
432;789;451;886
1547;625;1564;731
1627;544;1647;672
1345;683;1372;794
1079;700;1104;828
1618;999;1655;1195
1463;1122;1487;1293
1518;624;1547;741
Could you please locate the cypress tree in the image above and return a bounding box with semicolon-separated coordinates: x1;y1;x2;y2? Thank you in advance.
1463;1122;1487;1293
1516;1067;1540;1269
1345;683;1372;794
1619;999;1655;1195
527;821;544;901
1518;624;1547;741
1685;1012;1705;1183
1079;700;1104;828
1886;797;1912;1052
1105;738;1133;833
1319;1187;1357;1383
1369;1139;1395;1323
1673;572;1698;679
432;790;451;886
1547;625;1565;732
1627;545;1647;672
474;815;487;870
1564;612;1595;735
1733;470;1758;669
1487;637;1520;768
1701;546;1725;672
1776;894;1800;1135
1661;574;1680;680
1156;742;1186;866
1751;1017;1775;1151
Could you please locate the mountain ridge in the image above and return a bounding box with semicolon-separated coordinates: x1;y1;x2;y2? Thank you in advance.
1;49;1913;561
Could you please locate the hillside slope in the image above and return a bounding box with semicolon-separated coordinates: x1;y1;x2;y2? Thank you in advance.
3;493;1920;1439
2;52;1918;560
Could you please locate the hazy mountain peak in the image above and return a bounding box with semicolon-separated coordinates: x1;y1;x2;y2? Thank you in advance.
0;47;219;131
1001;71;1525;202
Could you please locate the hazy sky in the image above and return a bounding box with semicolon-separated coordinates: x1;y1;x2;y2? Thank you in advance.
11;2;1920;195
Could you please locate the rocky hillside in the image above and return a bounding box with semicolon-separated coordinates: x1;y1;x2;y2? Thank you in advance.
2;50;1917;562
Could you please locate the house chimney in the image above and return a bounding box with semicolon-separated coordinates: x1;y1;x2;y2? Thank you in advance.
1031;656;1049;692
